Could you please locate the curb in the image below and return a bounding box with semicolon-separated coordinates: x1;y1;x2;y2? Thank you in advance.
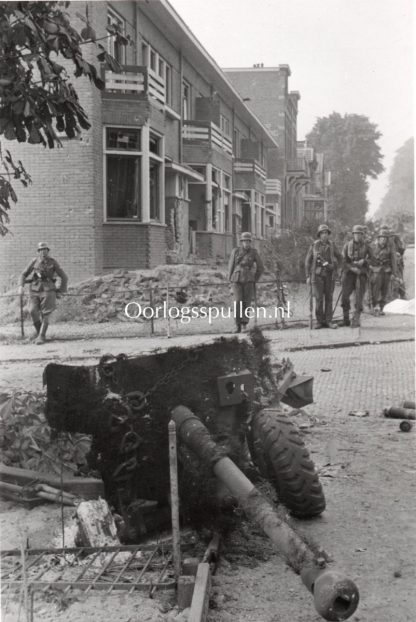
286;337;415;352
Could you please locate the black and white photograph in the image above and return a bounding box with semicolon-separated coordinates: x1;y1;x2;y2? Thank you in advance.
0;1;414;620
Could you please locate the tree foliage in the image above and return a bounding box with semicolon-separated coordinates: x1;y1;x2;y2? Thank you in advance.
0;0;129;235
376;137;414;219
306;113;384;225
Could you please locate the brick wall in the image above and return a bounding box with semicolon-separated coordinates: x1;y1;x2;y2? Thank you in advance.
103;223;167;269
102;98;150;126
0;2;105;291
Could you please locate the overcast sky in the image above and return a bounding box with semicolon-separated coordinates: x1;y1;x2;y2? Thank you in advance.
170;0;414;217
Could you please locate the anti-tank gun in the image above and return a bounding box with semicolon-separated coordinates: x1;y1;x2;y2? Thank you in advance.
44;329;359;620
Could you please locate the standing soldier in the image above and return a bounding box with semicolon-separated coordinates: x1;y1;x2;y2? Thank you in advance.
305;224;342;329
369;230;397;314
228;232;264;333
18;242;68;344
341;225;374;327
388;227;406;299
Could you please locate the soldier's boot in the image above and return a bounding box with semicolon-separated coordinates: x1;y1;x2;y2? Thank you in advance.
351;312;361;328
33;321;41;337
340;312;350;327
35;317;49;345
234;324;241;334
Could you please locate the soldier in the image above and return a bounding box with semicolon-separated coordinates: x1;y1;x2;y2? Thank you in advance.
305;224;342;329
369;230;397;315
228;232;264;333
389;228;406;298
18;242;68;344
341;225;374;327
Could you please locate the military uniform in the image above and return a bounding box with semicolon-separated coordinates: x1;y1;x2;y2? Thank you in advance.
341;227;374;326
228;234;264;331
305;226;342;327
369;236;397;313
19;247;68;342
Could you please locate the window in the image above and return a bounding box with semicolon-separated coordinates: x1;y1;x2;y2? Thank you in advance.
105;128;142;220
142;40;172;106
141;42;149;65
182;80;191;120
260;142;265;167
223;174;231;233
149;160;160;220
233;129;241;158
149;133;161;155
106;128;141;151
220;114;230;137
150;49;156;72
149;131;164;221
165;64;172;106
107;8;126;65
105;127;165;222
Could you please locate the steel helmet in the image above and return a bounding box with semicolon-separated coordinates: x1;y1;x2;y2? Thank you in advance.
37;242;49;251
240;232;252;242
352;225;364;234
317;224;331;236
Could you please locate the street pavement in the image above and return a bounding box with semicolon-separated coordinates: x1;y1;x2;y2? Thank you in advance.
0;311;413;392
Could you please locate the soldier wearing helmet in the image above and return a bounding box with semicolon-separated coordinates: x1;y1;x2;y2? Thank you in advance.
369;230;397;314
386;227;406;298
341;225;374;327
19;242;68;344
228;231;264;332
305;224;342;328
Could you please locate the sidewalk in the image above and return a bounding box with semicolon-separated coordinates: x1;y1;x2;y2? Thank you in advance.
0;313;413;364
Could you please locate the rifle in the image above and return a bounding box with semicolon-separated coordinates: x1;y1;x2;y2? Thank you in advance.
309;276;314;329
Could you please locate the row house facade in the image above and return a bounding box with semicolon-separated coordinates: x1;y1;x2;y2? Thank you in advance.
1;0;279;289
297;141;331;224
224;65;318;231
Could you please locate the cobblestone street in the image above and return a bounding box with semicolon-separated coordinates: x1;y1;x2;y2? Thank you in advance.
207;338;415;622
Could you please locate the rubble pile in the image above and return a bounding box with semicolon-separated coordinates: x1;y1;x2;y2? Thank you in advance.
0;392;90;475
0;264;284;324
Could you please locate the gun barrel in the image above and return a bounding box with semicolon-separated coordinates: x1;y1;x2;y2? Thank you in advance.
172;405;359;621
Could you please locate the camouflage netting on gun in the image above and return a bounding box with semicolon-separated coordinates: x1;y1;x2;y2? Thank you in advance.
45;328;279;527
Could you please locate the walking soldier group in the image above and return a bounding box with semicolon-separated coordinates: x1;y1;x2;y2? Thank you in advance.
306;223;403;329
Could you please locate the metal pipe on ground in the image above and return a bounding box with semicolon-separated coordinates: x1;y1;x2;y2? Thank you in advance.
171;405;359;622
383;407;416;420
401;400;416;410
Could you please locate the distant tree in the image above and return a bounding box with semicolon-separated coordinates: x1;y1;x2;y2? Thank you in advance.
376;137;414;219
307;113;384;225
0;1;129;235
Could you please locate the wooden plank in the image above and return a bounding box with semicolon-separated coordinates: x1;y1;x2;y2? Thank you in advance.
188;563;211;622
0;464;104;499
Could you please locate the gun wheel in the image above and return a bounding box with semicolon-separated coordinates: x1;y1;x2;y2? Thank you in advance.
249;409;326;518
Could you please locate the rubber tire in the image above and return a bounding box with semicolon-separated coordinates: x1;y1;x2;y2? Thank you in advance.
250;409;326;518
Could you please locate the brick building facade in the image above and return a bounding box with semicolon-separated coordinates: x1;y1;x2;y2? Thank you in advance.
224;65;317;230
0;0;279;290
